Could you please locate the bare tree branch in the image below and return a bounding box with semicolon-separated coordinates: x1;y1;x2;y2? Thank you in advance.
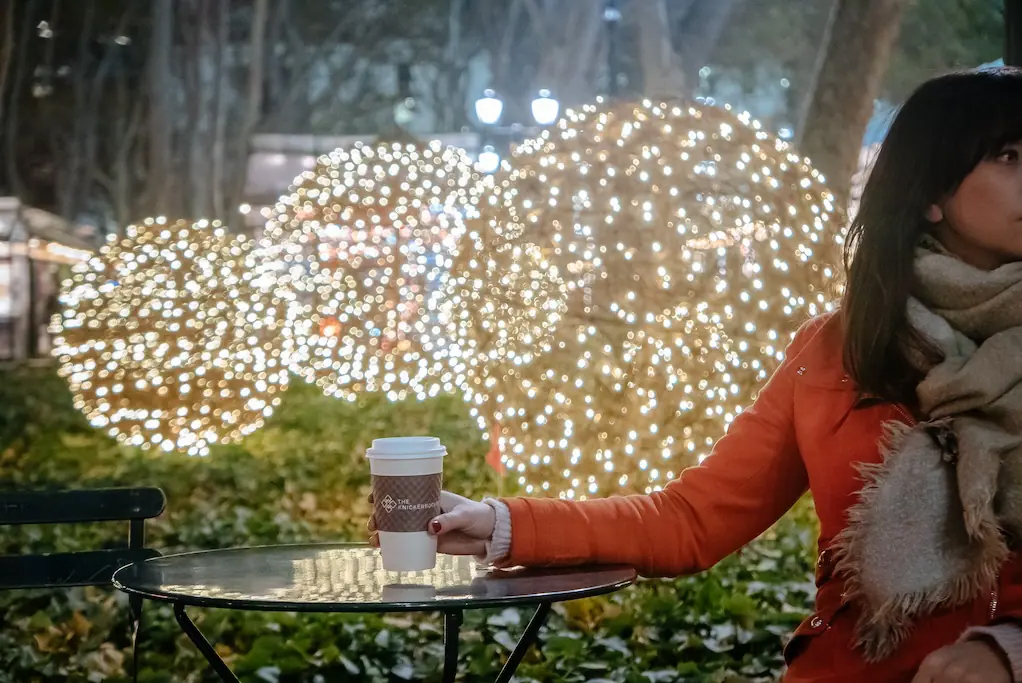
262;14;353;130
520;0;550;46
675;0;743;90
92;166;116;194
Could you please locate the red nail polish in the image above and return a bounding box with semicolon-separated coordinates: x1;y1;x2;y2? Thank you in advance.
431;520;442;533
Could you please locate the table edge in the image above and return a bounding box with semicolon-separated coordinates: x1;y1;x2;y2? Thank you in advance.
111;556;638;614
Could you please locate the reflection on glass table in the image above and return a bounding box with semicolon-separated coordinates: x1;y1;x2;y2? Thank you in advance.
113;542;637;683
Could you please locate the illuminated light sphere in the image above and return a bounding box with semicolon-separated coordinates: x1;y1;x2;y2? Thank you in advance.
52;217;289;456
425;221;567;433
488;98;845;498
259;140;485;402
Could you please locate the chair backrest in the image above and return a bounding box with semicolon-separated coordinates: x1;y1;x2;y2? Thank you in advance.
0;487;166;590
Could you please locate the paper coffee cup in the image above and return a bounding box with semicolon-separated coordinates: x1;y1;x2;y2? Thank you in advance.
368;436;446;571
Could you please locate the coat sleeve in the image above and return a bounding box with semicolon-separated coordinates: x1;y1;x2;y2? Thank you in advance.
499;315;827;578
960;621;1022;680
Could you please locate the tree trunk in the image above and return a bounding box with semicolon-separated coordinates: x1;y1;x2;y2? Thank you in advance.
492;0;524;93
799;0;908;205
634;0;741;100
0;0;16;136
147;0;175;215
794;0;840;148
265;0;288;114
211;0;229;219
60;0;96;220
228;0;269;230
1007;0;1022;66
77;15;127;226
635;0;687;98
4;0;38;199
674;0;743;96
441;0;464;131
106;72;144;227
531;1;604;106
184;0;210;218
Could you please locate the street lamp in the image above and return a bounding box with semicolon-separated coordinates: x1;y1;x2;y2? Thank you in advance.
476;145;501;174
530;89;560;126
471;88;559;173
604;0;622;97
474;89;504;125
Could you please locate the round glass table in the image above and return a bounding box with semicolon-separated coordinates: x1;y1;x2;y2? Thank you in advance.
113;543;637;683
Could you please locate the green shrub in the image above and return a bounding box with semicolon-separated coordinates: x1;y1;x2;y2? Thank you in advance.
0;364;817;683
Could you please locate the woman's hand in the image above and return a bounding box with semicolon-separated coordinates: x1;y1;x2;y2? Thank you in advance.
368;490;497;556
911;639;1011;683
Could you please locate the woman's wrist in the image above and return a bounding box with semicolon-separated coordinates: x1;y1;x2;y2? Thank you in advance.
477;498;512;565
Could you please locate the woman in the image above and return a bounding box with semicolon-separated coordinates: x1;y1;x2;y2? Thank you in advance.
370;68;1022;682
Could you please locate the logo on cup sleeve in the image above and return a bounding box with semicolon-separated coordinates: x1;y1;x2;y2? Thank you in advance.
372;474;442;533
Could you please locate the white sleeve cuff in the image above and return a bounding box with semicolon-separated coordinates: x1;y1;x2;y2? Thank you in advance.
961;622;1022;680
475;498;512;566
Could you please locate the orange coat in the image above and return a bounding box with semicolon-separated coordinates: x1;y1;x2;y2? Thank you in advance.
500;312;1022;682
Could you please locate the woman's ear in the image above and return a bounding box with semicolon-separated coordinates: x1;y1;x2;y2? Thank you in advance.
924;204;944;223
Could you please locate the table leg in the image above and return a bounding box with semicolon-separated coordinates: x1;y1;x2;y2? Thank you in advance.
128;595;143;683
443;610;463;683
493;602;552;683
174;603;240;683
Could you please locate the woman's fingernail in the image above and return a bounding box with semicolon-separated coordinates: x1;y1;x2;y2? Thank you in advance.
431;520;442;534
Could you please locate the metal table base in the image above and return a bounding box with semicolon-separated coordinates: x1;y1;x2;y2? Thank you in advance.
172;601;553;683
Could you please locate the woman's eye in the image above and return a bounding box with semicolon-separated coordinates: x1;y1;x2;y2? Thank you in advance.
996;147;1020;163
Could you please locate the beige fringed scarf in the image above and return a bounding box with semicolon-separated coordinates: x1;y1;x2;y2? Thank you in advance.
832;235;1022;661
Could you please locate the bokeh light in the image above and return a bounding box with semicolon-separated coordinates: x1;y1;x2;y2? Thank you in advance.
426;220;567;432
52;217;288;456
485;99;844;498
259;140;485;402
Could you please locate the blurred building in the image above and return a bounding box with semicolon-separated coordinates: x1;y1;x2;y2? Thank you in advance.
0;198;95;361
241;131;482;233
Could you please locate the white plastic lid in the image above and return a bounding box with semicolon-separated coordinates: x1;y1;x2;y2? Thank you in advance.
366;436;446;459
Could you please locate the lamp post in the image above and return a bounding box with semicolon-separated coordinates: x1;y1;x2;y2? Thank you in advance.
604;0;622;97
471;89;562;172
475;89;504;125
530;89;560;126
476;145;501;174
472;90;561;129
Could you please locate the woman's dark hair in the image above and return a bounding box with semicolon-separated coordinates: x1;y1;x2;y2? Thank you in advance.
842;67;1022;406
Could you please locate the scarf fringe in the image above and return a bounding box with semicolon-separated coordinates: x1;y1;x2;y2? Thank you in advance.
830;419;1008;662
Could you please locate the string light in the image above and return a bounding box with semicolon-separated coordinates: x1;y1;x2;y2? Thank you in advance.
258;140;485;402
52;218;288;456
425;219;567;431
486;99;844;498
